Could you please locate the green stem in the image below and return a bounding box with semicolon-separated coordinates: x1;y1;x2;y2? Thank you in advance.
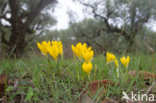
116;67;119;78
152;52;154;79
88;73;92;82
34;65;39;88
81;62;84;80
76;63;79;80
56;60;60;78
47;58;52;71
126;66;128;81
61;59;63;70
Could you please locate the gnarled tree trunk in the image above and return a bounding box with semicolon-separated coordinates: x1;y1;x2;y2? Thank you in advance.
0;0;57;57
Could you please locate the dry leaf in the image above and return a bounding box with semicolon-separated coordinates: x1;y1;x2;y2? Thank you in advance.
0;73;8;97
85;80;113;96
79;93;95;103
102;98;111;103
79;80;113;103
124;70;156;80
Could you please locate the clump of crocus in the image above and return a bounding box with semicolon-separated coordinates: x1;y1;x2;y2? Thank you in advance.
82;62;92;78
71;43;90;60
47;41;63;61
52;41;63;56
37;41;51;57
72;43;94;79
106;52;116;64
37;40;63;61
120;56;130;69
37;40;63;76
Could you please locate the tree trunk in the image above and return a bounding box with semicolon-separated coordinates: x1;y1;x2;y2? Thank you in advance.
126;36;135;53
8;31;26;57
0;33;2;59
0;0;57;58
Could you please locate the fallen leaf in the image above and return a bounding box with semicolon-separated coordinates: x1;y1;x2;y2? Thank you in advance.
124;70;156;80
0;73;8;97
79;93;95;103
101;98;111;103
79;80;114;103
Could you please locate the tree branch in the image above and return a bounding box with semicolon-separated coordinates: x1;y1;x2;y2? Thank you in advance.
75;25;106;49
8;0;19;30
35;20;42;30
77;0;111;30
1;4;7;14
23;0;57;33
77;0;129;41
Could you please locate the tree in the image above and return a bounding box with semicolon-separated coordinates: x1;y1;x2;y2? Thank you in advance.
0;0;57;57
68;18;124;53
75;0;156;52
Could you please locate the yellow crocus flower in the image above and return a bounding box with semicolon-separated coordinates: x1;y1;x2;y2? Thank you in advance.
82;62;92;76
47;45;60;60
71;43;93;59
52;41;62;47
51;41;63;56
71;43;83;59
82;43;92;52
59;45;63;56
82;43;87;51
107;52;116;64
82;50;94;62
120;56;130;69
37;41;50;57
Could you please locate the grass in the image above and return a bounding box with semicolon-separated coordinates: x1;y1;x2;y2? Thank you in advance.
0;52;156;102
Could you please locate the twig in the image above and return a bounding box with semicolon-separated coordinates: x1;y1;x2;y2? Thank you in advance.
146;81;156;94
10;79;18;92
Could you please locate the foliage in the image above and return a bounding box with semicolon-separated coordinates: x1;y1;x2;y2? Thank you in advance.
73;0;156;52
40;20;155;56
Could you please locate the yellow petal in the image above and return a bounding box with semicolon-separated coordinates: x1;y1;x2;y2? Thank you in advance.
120;56;130;68
107;52;116;63
115;59;118;68
48;46;59;60
82;50;94;62
127;56;130;63
37;42;48;56
72;44;82;59
37;42;42;51
82;62;92;75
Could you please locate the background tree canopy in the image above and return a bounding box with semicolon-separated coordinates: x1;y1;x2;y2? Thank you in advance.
0;0;156;58
0;0;57;57
71;0;156;53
